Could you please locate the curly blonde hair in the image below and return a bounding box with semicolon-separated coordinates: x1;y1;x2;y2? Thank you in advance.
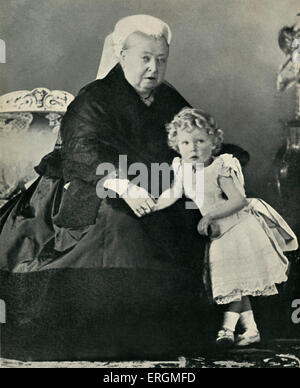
166;107;224;155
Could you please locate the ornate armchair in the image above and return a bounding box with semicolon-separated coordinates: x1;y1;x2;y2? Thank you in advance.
0;88;74;206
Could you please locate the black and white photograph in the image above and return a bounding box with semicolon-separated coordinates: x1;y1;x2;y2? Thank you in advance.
0;0;300;370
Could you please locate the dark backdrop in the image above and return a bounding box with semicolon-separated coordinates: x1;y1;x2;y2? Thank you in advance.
0;0;299;205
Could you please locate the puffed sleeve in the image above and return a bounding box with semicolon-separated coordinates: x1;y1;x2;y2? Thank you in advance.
60;91;124;185
217;153;246;196
219;143;250;167
49;87;127;228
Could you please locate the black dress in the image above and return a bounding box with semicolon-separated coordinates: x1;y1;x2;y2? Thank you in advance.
0;64;249;360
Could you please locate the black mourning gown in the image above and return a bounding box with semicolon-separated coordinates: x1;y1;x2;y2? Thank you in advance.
0;65;249;360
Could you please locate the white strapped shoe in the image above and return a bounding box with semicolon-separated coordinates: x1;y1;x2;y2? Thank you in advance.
216;329;235;347
235;330;261;346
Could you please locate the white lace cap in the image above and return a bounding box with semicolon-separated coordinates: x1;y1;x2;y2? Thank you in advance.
96;14;172;79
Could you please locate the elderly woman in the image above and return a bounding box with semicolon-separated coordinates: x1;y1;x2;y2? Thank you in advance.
0;15;249;360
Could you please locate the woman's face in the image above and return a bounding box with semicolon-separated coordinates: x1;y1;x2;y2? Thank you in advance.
177;128;215;166
120;32;169;97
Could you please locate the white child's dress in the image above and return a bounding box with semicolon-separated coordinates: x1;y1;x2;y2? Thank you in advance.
172;153;298;305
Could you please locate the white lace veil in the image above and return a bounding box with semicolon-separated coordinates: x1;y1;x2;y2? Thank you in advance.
96;14;172;79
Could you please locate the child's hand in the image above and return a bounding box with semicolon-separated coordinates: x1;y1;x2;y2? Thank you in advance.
197;214;214;236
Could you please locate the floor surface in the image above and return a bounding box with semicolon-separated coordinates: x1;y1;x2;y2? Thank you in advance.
1;339;299;368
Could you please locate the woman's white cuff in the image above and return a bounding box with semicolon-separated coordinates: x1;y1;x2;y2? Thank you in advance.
103;178;130;196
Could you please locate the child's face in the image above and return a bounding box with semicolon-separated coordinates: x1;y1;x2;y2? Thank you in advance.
177;127;215;165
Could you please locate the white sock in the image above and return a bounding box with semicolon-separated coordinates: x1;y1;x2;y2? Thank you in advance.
222;311;240;332
239;310;258;333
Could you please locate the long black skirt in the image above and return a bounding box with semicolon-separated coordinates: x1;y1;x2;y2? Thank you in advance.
0;176;218;361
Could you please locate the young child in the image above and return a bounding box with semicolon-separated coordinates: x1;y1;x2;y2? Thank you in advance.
152;107;298;347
